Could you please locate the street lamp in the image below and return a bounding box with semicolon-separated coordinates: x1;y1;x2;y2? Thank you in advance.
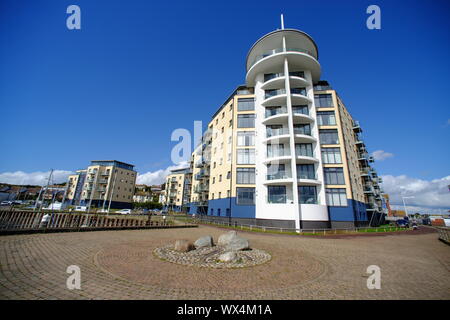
402;196;415;218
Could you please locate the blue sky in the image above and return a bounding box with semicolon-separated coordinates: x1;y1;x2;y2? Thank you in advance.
0;0;449;211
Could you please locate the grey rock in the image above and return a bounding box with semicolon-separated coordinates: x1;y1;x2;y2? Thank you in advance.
218;251;237;263
217;231;238;246
226;237;249;251
174;239;193;252
194;235;214;249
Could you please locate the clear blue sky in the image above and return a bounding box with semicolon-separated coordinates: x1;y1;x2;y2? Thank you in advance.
1;0;449;182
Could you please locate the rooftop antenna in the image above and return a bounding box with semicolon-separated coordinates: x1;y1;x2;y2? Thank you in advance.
281;14;285;30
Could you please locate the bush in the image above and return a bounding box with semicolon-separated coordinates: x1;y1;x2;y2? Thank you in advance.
132;201;162;210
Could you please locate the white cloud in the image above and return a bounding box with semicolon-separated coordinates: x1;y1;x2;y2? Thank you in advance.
136;162;189;186
0;170;73;186
372;150;394;161
381;174;450;213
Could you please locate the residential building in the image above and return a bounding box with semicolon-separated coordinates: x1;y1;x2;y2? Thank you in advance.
164;167;192;212
182;25;385;229
65;160;137;209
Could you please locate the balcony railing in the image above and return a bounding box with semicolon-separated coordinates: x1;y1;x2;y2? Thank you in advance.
265;107;287;118
297;173;317;180
295;151;314;158
267;195;288;204
266;128;289;138
265;88;286;99
291;88;307;96
267;149;291;158
266;172;291;180
251;47;316;68
264;72;284;82
293;128;312;136
292;106;309;116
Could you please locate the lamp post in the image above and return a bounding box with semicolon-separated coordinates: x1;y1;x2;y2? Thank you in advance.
402;196;415;218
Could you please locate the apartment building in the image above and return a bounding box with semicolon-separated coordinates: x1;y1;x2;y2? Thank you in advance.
183;25;385;229
164;167;192;212
65;160;137;209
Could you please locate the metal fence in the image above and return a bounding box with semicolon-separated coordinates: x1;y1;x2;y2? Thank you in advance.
0;210;196;234
176;215;406;235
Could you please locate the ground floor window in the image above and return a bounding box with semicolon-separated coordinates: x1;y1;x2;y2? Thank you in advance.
268;185;286;203
298;186;318;204
236;187;255;205
326;188;347;206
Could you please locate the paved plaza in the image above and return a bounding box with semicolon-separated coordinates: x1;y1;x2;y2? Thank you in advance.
0;225;449;300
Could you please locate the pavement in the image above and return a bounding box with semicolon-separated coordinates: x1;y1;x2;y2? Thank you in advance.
0;225;449;300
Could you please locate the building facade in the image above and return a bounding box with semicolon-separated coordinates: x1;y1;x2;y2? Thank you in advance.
177;26;385;229
65;160;136;209
164;167;192;212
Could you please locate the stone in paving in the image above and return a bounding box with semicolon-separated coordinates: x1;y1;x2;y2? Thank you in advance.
174;239;193;252
193;235;213;249
0;226;449;300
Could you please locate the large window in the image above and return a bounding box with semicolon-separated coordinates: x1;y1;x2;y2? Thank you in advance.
324;167;345;185
237;98;255;111
237;114;255;128
319;129;339;144
321;148;342;164
266;125;285;137
314;94;333;107
294;124;311;135
297;164;315;179
237;149;255;164
237;131;255;146
298;186;318;204
267;144;286;157
267;186;286;203
236;187;255;205
267;163;287;180
236;168;255;184
295;143;313;157
292;105;309;115
317;111;336;125
326;188;347;206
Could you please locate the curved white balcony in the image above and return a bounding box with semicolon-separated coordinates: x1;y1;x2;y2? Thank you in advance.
261;75;285;90
289;75;309;88
263;155;291;165
291;93;312;105
297;177;322;186
293;113;314;124
293;133;317;143
263;113;289;125
246;49;320;85
295;155;319;164
264;171;293;185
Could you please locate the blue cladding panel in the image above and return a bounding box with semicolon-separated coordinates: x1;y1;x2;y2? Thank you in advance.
328;199;367;221
207;197;255;218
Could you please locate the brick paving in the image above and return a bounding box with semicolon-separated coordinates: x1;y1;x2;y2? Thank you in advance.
0;226;449;300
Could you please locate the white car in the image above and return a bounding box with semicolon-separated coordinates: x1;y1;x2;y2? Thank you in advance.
75;206;87;212
117;209;131;215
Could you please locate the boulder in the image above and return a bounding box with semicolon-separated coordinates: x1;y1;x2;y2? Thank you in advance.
174;239;193;252
217;231;238;246
194;235;214;249
218;231;249;251
225;237;249;251
218;251;237;263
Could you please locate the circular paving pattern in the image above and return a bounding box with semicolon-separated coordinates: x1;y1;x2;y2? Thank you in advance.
154;244;272;268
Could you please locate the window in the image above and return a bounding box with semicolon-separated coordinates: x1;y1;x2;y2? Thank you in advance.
298;186;318;204
322;148;342;164
267;144;286;157
227;190;230;197
212;177;216;184
237;149;255;164
317;111;336;125
221;127;224;133
229;120;232;127
266;125;284;137
237;98;255;111
236;168;255;184
237;114;255;128
297;164;315;179
227;171;231;179
267;163;286;180
210;208;214;215
218;208;221;216
295;143;313;157
268;186;286;203
294;124;311;135
314;94;333;107
319;129;339;144
222;112;225;118
218;192;221;198
292;105;309;115
324;167;345;185
326;188;347;206
291;87;307;96
237;131;255;146
219;174;222;182
236;187;255;205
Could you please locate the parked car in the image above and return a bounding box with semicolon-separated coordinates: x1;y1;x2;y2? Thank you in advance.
75;206;87;212
1;201;13;206
117;209;131;215
396;219;410;228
